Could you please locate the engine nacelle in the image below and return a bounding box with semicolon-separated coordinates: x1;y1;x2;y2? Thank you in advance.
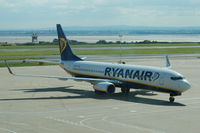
93;82;115;94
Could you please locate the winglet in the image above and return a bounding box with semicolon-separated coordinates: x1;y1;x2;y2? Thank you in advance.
4;60;14;75
166;55;171;68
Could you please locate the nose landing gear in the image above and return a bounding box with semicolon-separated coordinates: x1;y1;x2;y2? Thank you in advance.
169;96;175;103
169;93;181;103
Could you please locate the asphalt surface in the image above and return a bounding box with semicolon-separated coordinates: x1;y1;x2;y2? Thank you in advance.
0;57;199;133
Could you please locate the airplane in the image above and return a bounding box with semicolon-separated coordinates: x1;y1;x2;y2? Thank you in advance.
5;24;191;103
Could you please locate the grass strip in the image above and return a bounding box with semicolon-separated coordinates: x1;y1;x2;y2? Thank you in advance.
0;47;199;56
0;56;44;60
0;45;58;49
72;43;200;48
75;47;200;55
0;43;200;49
0;62;55;67
0;51;59;56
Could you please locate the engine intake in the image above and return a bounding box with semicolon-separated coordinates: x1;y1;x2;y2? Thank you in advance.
93;82;115;94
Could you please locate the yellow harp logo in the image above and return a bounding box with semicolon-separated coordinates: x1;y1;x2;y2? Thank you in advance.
59;38;67;53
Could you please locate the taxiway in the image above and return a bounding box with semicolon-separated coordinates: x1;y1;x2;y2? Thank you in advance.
0;57;199;133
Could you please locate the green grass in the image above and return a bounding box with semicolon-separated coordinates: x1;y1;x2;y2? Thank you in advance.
0;42;200;49
0;62;55;67
75;47;200;55
0;47;199;56
0;51;59;56
72;43;200;48
0;45;58;49
0;46;199;67
0;56;44;60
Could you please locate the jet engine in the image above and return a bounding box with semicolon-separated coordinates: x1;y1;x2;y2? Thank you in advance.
93;82;115;94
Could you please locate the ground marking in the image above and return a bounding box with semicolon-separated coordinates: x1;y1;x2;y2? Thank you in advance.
0;127;17;133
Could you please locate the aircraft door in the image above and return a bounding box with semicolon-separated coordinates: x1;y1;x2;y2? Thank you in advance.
159;75;164;86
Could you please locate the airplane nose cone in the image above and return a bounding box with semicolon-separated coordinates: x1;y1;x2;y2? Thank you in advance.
181;80;191;91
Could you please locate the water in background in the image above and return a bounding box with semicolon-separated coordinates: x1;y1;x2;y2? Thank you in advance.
1;35;200;43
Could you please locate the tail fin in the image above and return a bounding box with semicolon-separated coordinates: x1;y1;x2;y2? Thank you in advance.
57;24;82;61
165;55;171;68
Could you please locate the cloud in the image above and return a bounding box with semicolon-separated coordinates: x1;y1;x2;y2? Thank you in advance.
0;0;200;29
0;0;17;8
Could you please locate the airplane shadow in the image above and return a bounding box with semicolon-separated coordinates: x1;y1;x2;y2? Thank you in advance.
1;86;186;106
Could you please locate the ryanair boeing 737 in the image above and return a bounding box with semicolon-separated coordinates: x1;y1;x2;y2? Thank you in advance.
6;24;191;103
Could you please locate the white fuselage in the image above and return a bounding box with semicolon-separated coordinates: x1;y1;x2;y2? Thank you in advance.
61;60;191;94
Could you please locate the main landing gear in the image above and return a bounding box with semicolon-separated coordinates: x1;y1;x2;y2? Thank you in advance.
121;87;130;95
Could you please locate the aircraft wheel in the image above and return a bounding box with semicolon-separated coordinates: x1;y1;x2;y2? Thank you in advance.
169;96;175;103
121;88;126;93
121;88;130;95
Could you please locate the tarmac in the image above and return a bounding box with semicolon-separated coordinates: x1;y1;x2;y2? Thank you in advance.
0;56;199;133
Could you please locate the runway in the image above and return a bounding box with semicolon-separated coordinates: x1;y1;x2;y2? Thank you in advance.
0;57;199;133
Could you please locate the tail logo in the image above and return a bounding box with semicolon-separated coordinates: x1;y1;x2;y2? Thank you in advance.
59;38;67;53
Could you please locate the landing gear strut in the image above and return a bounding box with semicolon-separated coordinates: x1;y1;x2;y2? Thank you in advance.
169;93;177;103
169;96;175;103
121;87;130;95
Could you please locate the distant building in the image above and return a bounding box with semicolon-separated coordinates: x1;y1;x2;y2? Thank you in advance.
0;42;16;46
53;38;58;43
32;33;38;43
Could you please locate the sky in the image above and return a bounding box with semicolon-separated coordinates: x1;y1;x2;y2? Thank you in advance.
1;0;200;29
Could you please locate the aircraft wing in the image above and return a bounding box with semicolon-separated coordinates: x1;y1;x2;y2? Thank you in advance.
5;61;120;84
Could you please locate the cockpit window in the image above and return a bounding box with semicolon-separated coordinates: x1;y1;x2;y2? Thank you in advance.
171;76;184;80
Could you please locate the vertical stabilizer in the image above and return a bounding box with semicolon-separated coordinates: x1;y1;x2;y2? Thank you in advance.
57;24;82;61
166;55;171;68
